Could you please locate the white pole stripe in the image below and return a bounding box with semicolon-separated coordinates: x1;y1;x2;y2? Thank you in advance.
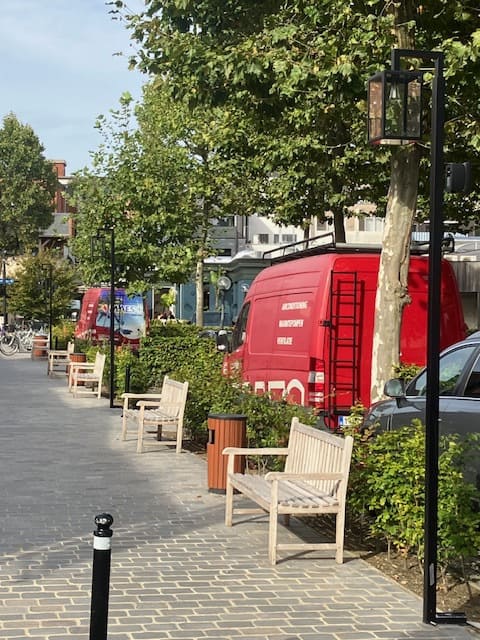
93;536;112;551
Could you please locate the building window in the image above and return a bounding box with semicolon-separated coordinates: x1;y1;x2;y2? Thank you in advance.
358;216;384;233
273;234;280;244
257;233;269;244
281;234;296;243
213;216;234;227
316;219;330;232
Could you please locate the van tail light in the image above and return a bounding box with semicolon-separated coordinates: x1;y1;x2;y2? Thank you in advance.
308;358;325;407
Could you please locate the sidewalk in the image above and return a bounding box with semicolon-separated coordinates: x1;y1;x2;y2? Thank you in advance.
0;353;478;639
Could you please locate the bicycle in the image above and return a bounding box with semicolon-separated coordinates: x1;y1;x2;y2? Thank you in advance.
0;325;36;355
0;326;18;355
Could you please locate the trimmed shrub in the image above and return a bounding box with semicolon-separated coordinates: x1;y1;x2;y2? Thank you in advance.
345;418;480;576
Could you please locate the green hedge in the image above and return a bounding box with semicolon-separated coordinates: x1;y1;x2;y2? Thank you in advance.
117;327;316;446
345;417;480;579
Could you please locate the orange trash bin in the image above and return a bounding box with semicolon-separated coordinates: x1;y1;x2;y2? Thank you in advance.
207;413;246;493
31;335;49;359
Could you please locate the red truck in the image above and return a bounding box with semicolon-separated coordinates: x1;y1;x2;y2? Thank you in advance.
224;243;466;427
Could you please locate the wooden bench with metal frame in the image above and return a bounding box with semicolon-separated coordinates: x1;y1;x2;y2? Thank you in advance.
121;376;189;454
223;417;353;565
47;341;74;376
68;352;106;399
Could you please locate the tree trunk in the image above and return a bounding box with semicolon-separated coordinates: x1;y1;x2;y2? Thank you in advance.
195;255;204;327
370;145;420;402
369;0;419;403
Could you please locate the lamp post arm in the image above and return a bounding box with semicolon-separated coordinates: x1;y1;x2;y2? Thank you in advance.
391;48;443;71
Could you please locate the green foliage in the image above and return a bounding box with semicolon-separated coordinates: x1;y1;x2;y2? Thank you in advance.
116;0;480;232
0;113;56;254
347;419;480;573
140;333;223;389
148;320;199;339
132;330;316;446
69;82;264;307
115;344;150;394
8;250;78;324
72;337;93;354
392;362;422;383
52;320;76;348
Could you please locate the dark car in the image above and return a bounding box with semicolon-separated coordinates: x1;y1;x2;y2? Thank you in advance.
363;332;480;438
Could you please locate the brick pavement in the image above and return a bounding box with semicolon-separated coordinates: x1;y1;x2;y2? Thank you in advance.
0;353;478;639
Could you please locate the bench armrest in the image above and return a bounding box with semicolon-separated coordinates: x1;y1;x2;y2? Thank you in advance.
70;362;95;370
265;472;344;482
122;392;163;400
136;400;180;409
223;447;289;456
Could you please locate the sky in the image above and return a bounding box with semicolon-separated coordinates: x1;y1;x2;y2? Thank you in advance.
0;0;147;174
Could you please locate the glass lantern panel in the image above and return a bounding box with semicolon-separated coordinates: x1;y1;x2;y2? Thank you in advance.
406;79;422;138
368;79;384;141
385;79;406;138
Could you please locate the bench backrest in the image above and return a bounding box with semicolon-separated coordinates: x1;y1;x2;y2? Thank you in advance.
161;376;189;419
285;417;353;496
94;352;106;377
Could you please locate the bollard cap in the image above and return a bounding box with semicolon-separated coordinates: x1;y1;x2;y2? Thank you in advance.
94;513;114;537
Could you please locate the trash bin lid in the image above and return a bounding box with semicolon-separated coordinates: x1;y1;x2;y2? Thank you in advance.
208;413;247;420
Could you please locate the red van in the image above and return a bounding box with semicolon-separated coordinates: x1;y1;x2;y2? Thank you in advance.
75;288;148;347
224;245;466;426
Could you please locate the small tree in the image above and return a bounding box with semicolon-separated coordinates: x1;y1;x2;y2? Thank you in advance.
9;250;78;325
70;84;264;326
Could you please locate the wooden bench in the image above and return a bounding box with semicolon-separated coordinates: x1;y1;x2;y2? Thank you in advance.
68;352;106;399
47;341;74;375
121;376;189;454
223;417;353;565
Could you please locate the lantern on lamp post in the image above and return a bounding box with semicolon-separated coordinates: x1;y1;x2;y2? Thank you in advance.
367;69;423;145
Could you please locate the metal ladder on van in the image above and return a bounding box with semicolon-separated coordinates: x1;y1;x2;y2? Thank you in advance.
327;271;361;419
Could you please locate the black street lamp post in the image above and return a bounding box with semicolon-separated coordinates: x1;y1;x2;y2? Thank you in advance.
92;226;116;409
368;49;466;626
2;252;7;326
42;264;54;349
108;226;115;410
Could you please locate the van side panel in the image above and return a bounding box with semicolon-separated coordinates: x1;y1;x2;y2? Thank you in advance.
328;256;378;415
227;251;466;418
246;288;323;404
241;257;330;406
439;260;466;348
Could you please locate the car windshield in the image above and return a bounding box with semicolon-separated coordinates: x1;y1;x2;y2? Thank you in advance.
406;344;478;397
462;352;480;397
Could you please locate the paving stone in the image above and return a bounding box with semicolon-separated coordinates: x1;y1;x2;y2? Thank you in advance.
0;355;478;640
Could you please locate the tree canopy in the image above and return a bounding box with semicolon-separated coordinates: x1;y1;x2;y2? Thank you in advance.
112;0;479;232
70;83;264;321
8;249;78;325
110;0;480;390
0;113;57;254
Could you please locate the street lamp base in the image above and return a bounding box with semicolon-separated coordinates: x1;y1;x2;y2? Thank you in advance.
433;612;467;625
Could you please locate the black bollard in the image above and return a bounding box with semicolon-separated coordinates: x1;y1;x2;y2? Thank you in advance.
89;513;113;640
